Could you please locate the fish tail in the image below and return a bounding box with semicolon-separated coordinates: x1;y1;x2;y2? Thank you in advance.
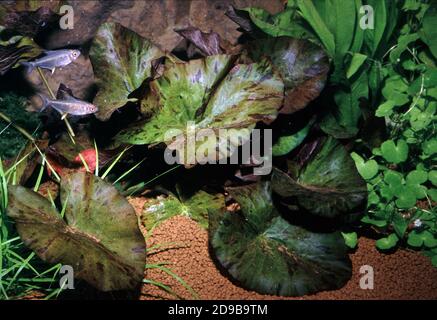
37;93;50;112
20;61;35;74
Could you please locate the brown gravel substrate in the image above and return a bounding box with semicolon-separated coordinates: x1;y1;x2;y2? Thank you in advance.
129;198;437;300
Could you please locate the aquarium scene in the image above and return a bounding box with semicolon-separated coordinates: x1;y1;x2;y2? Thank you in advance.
0;0;436;305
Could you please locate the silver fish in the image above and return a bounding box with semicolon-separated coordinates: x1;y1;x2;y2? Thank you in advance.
38;93;98;116
21;49;80;74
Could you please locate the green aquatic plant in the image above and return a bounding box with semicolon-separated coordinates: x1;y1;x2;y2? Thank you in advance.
209;181;352;296
0;92;42;159
7;172;146;292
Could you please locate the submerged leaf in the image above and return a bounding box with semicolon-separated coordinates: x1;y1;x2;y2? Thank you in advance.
7;172;146;291
175;26;223;56
271;137;367;218
115;55;284;164
142;190;225;230
209;182;351;296
246;37;329;114
89;22;165;121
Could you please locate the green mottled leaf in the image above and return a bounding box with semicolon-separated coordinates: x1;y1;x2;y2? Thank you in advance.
142;190;224;230
209;182;351;296
271;137;367;218
7;172;146;291
247;37;329;114
89;22;165;121
115;56;284;164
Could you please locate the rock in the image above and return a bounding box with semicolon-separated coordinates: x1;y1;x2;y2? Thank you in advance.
109;0;284;51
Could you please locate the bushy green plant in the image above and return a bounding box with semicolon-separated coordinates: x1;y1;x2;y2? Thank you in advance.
0;92;42;159
351;1;437;264
238;0;437;267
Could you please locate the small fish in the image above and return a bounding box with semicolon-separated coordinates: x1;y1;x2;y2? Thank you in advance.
21;49;80;74
38;93;98;117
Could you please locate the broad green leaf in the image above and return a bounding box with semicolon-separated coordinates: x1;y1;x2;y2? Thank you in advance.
89;22;165;121
376;233;399;250
349;0;365;53
421;4;437;60
115;56;284;164
272;119;313;157
296;0;335;57
271;137;367;218
363;0;387;55
351;152;379;180
346;53;367;79
7;172;146;291
209;182;351;296
381;139;409;164
142;190;224;230
320;70;368;138
247;37;329;114
342;232;358;249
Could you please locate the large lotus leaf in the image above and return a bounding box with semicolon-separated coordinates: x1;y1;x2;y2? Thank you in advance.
7;172;146;291
209;182;351;296
271;137;367;218
246;37;329;114
115;56;283;164
142;190;225;230
89;22;166;121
